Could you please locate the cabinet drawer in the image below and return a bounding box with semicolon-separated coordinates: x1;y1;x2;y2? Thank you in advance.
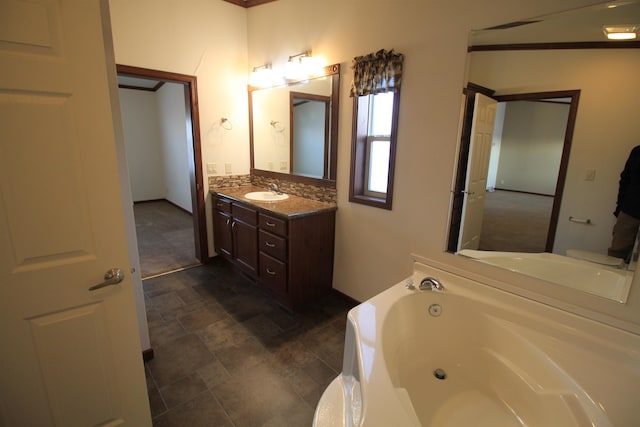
259;213;287;237
259;230;287;261
232;203;257;225
213;196;231;213
259;253;287;293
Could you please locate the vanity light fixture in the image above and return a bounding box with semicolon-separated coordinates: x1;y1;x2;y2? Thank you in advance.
250;63;275;87
285;50;323;81
603;25;638;40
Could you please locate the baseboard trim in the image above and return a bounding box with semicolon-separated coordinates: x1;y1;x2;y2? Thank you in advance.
142;348;154;363
133;198;193;216
492;188;554;198
332;288;360;306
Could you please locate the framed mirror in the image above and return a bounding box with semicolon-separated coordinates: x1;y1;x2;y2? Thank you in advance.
249;64;340;187
447;1;640;303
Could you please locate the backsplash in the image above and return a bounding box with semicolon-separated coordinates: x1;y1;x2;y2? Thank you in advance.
208;174;337;204
208;174;252;188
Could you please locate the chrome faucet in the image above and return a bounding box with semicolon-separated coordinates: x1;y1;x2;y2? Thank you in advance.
419;277;444;291
269;182;282;195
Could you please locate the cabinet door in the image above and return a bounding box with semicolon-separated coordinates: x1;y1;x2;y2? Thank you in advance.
233;220;258;274
213;211;233;257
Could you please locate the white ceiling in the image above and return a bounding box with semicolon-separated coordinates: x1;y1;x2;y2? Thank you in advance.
470;0;640;46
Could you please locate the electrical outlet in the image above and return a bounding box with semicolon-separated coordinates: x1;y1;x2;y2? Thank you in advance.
207;163;217;174
585;168;596;181
280;161;287;171
225;163;232;174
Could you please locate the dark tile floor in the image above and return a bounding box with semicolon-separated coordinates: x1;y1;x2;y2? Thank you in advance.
144;258;355;426
133;200;200;278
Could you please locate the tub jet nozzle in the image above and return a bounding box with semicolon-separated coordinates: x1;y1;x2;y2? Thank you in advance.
434;368;447;380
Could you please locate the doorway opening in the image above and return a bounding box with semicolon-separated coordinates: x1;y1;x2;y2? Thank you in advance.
448;85;580;253
117;65;208;278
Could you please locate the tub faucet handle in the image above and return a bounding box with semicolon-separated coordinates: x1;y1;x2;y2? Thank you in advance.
419;277;444;292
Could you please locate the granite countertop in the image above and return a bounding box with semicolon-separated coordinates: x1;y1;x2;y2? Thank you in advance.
210;185;337;218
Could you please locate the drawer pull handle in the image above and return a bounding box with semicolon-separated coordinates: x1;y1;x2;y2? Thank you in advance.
216;202;223;207
265;221;276;227
265;242;276;248
266;268;276;275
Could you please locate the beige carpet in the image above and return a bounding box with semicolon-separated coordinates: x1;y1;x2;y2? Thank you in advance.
479;190;554;253
133;200;200;278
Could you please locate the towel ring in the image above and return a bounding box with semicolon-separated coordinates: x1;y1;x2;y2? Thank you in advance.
270;120;285;132
219;117;232;130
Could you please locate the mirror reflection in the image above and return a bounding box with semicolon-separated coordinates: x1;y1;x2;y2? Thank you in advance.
448;1;640;303
249;64;340;184
291;91;330;178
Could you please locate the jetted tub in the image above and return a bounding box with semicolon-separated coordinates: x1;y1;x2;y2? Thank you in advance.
458;249;632;303
313;257;640;427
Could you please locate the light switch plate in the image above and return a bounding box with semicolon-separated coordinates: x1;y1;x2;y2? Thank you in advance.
207;163;217;174
225;163;232;174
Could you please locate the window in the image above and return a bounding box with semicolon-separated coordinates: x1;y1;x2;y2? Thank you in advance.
349;90;400;209
349;49;403;210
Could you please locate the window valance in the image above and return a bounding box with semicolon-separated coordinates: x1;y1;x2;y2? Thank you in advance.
350;49;404;97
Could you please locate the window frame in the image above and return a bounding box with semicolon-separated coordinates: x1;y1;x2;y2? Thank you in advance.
349;90;401;210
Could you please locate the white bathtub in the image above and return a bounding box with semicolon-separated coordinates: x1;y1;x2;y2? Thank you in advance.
314;258;640;427
458;249;632;303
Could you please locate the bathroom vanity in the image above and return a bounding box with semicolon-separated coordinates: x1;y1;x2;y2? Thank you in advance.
212;186;337;310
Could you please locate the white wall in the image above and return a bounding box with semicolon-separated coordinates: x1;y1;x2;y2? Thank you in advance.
119;84;193;213
496;100;568;195
110;0;640;330
157;83;192;212
246;0;602;303
119;88;165;201
109;0;249;255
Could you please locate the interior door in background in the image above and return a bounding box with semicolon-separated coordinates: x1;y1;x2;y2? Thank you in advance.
0;0;151;425
457;93;498;251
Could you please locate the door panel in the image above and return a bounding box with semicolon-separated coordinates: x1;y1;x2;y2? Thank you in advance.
1;92;94;270
0;0;151;425
29;303;119;426
458;93;497;251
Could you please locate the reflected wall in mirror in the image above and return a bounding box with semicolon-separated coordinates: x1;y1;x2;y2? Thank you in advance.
447;1;640;302
291;91;330;179
249;64;340;187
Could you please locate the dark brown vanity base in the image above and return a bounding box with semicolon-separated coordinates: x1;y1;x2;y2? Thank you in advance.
212;188;336;310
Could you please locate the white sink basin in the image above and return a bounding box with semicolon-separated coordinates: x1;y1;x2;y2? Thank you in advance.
244;191;289;201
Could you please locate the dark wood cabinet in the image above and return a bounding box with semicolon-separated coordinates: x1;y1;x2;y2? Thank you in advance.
213;196;257;275
212;197;233;257
232;218;257;274
213;194;335;310
213;210;233;257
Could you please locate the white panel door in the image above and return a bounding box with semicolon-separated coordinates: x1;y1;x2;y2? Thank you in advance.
0;0;151;425
458;93;497;251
